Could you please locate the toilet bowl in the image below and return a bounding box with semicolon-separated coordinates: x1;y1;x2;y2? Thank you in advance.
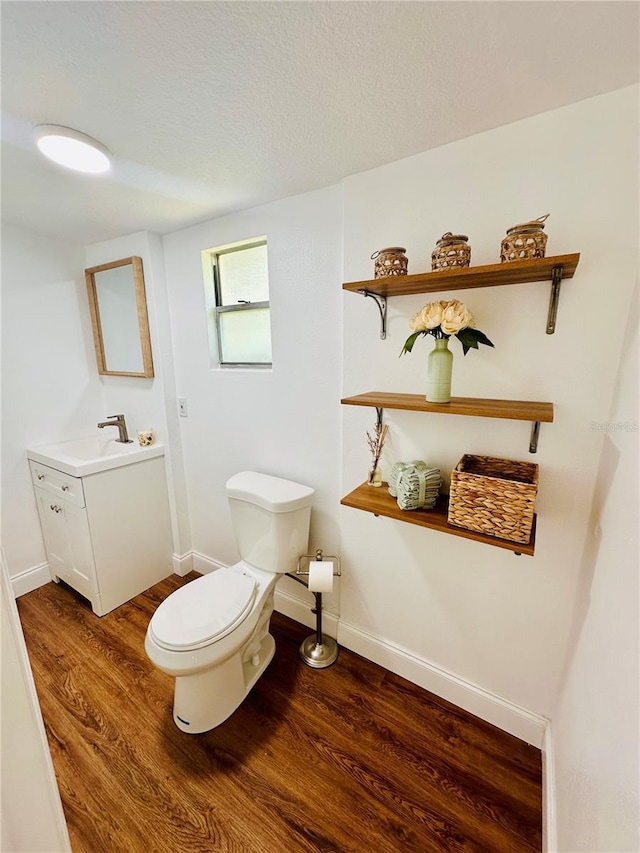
145;471;314;733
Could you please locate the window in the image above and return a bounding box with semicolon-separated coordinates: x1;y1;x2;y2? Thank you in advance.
202;238;272;366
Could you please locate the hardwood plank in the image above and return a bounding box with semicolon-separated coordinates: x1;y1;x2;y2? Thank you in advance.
342;253;580;297
341;392;554;423
17;576;541;852
341;483;536;556
264;634;540;849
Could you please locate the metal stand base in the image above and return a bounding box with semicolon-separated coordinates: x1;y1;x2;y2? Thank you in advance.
299;633;339;669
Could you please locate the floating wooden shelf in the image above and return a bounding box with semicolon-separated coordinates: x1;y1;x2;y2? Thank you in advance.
344;252;580;337
341;392;553;423
343;253;580;298
341;392;553;453
340;482;536;556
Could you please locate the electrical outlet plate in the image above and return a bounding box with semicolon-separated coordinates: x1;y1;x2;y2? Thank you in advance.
177;397;188;417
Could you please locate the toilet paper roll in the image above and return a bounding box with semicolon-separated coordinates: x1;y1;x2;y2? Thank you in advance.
308;561;334;593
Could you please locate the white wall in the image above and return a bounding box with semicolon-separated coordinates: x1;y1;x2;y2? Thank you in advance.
340;85;638;722
160;88;637;746
1;225;190;584
162;186;343;612
84;231;191;559
84;232;169;444
1;223;104;581
551;281;638;852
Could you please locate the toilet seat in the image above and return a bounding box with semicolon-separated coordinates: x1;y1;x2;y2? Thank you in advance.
149;570;257;652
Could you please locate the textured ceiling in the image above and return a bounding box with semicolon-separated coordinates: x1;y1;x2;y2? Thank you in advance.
1;1;638;246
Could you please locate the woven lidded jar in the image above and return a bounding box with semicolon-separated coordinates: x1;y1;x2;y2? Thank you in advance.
371;247;408;278
431;233;471;271
500;214;550;263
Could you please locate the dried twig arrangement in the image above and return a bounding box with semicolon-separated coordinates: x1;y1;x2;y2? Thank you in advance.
366;422;389;485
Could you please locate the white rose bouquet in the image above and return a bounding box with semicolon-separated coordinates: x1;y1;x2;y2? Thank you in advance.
400;299;494;356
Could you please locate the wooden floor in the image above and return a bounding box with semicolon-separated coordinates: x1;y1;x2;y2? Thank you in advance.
18;574;541;853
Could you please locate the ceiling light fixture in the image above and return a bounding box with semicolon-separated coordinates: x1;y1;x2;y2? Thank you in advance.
34;124;111;174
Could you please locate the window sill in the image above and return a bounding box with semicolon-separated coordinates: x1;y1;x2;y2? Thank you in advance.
211;364;273;373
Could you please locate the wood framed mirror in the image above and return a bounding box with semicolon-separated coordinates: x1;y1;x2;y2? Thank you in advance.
85;256;154;377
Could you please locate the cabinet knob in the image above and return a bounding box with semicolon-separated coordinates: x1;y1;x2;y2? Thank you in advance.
37;473;45;480
61;484;69;491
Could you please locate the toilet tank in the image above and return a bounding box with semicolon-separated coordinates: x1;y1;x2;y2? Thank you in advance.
226;472;314;574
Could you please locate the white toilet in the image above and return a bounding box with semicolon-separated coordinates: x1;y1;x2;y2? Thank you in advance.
145;471;314;733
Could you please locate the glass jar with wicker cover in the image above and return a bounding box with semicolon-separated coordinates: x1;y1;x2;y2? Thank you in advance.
501;214;550;263
371;247;408;278
431;233;471;271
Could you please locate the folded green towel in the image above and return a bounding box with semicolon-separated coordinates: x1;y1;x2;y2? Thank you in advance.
395;462;442;510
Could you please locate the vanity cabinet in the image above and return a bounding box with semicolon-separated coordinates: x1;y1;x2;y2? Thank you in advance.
30;456;173;616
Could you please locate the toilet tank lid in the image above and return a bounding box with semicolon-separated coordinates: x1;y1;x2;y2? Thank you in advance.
226;471;314;512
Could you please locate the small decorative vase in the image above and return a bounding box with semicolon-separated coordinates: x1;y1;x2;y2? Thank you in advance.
367;466;382;487
426;338;453;403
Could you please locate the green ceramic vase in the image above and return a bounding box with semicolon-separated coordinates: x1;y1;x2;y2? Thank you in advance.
426;338;453;403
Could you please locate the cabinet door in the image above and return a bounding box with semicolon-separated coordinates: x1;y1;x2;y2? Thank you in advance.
35;489;98;602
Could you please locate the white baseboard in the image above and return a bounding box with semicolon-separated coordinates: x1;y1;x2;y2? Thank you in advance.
191;551;227;575
337;619;548;748
172;553;194;577
542;721;557;852
173;549;546;747
10;562;51;598
274;586;339;639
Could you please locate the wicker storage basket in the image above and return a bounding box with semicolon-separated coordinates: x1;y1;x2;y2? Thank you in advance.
448;454;539;544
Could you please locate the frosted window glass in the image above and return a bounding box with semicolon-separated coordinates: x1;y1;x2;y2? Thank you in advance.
219;308;272;364
218;244;269;305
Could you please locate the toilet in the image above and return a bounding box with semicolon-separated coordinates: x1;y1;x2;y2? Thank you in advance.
145;471;314;734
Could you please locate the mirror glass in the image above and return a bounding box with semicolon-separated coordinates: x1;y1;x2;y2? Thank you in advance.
85;257;154;377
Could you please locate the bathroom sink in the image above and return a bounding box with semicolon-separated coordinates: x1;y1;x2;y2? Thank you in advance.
26;436;164;477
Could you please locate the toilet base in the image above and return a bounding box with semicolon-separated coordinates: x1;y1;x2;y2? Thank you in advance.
172;633;276;733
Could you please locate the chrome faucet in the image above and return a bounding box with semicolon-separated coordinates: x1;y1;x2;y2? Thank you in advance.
97;414;132;444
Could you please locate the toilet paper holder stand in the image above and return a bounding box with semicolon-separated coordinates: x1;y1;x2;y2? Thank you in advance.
290;549;341;669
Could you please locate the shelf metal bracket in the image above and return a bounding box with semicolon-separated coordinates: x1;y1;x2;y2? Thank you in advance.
375;407;383;428
529;421;541;454
358;289;387;340
546;266;564;334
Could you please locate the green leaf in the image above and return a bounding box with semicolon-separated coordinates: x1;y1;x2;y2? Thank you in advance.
400;331;423;356
469;328;495;348
456;329;479;355
456;327;495;355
